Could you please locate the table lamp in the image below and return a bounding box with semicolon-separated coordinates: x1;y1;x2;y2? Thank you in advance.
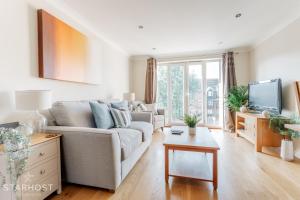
15;90;52;132
123;92;135;111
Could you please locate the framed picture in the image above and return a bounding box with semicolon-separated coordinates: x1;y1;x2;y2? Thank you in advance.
37;9;101;84
294;81;300;115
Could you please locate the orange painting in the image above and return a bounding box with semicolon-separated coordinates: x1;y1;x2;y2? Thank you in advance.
38;10;93;84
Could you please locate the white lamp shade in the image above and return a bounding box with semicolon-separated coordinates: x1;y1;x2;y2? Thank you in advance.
15;90;52;110
123;92;135;101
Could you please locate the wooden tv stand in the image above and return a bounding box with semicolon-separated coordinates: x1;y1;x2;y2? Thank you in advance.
235;112;282;154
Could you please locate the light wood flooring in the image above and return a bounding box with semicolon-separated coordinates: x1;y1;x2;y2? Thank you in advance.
48;129;300;200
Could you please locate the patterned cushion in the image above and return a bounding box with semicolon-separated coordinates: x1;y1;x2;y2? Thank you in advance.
133;103;147;112
111;108;131;128
89;102;115;129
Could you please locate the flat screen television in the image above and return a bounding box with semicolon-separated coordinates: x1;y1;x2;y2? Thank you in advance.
248;79;282;114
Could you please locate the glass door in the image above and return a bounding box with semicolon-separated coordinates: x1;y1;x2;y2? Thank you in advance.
169;63;185;123
188;62;204;124
157;59;223;127
206;61;222;126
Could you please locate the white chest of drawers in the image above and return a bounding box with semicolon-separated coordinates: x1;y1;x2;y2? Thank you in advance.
0;133;62;200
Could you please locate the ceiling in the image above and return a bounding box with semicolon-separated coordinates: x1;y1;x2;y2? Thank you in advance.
57;0;300;56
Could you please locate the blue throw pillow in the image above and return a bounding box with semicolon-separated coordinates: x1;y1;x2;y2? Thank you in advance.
89;102;114;129
111;101;129;110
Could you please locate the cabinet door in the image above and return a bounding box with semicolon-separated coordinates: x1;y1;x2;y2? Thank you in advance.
0;154;13;200
245;117;256;139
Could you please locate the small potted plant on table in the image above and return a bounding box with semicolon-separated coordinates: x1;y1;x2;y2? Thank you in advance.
184;114;200;135
269;115;300;161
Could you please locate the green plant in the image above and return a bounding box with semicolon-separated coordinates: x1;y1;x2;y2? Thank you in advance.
184;114;200;128
225;86;248;112
269;114;300;140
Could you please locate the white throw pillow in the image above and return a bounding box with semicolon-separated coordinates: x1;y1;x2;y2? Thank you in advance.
145;103;158;115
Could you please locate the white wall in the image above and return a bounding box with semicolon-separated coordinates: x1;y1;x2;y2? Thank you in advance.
130;52;250;101
130;56;149;101
0;0;130;122
250;17;300;115
250;17;300;158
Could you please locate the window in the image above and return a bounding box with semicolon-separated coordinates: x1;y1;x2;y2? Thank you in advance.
157;59;223;127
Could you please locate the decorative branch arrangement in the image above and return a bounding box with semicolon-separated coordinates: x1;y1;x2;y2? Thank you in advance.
269;114;300;140
0;125;32;192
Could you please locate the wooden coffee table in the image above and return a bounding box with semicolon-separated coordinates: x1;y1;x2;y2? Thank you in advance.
163;126;220;190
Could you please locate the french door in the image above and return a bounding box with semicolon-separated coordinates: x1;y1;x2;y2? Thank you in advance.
157;59;223;127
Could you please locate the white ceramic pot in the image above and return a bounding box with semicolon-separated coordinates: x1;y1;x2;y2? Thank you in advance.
280;139;294;161
189;127;196;135
240;106;248;113
261;110;270;118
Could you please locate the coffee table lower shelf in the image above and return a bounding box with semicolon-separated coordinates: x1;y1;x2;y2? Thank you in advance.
168;174;213;183
164;145;219;190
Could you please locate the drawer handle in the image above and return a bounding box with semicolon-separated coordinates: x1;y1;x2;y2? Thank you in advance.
39;152;45;157
40;169;46;175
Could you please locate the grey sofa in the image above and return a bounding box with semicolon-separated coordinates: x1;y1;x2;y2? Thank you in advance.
41;100;153;191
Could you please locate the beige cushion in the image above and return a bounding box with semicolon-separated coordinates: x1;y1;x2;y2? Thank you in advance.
129;121;153;142
115;128;142;161
145;103;158;115
50;101;95;128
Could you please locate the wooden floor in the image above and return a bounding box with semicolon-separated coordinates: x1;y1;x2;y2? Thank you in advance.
48;130;300;200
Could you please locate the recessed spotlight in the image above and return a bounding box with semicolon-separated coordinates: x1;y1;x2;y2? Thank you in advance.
235;13;242;18
138;25;144;29
218;41;223;45
152;48;156;50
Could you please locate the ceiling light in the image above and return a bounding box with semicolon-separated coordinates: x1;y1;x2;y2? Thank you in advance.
138;25;144;29
152;48;156;50
218;41;223;45
235;13;242;18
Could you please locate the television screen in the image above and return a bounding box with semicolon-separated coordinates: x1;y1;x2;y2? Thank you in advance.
248;79;282;114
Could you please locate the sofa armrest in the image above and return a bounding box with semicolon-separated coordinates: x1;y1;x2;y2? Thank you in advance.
44;126;121;190
131;112;153;123
157;109;165;115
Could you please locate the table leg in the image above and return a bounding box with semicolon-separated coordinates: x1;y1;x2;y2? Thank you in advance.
165;146;169;183
213;151;218;190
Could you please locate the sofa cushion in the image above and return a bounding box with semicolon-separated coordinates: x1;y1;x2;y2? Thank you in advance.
115;128;142;161
111;101;129;110
89;102;114;129
50;101;95;128
129;121;153;142
111;108;131;128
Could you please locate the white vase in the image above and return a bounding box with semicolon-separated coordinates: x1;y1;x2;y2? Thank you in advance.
189;127;196;135
280;140;294;161
240;106;248;113
261;110;270;118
